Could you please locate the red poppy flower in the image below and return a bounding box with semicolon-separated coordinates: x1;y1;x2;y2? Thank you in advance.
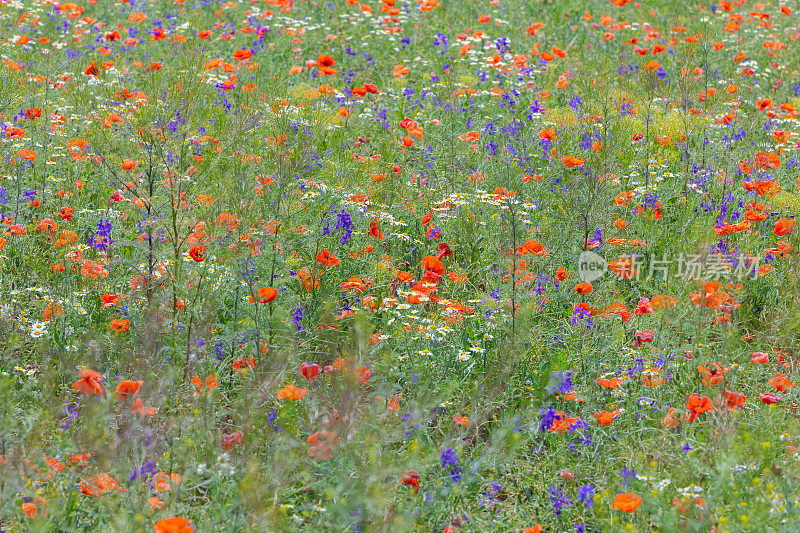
84;61;100;77
574;281;593;294
300;362;322;381
369;217;384;239
222;431;243;451
189;245;206;262
633;330;654;347
132;398;158;416
255;286;277;303
516;239;546;255
774;218;795;236
232;357;255;371
421;255;445;277
759;392;781;404
769;373;796;392
115;380;143;401
686;393;715;421
722;389;746;410
72;369;105;396
317;54;337;75
315;249;340;267
401;470;420;491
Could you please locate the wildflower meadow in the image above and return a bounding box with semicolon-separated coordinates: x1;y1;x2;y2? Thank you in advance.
1;0;800;530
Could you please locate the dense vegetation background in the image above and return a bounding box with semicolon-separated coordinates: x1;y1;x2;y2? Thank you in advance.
0;0;799;530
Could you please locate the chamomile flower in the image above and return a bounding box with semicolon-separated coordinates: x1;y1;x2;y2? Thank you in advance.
30;322;47;338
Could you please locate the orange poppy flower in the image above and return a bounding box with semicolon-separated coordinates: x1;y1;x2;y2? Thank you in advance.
612;492;642;512
574;281;593;294
233;49;252;61
81;259;109;280
698;362;729;386
369;218;384;239
317;54;337;75
316;249;340;267
547;411;580;433
448;272;468;283
18;149;36;161
722;389;746;410
393;64;411;77
252;286;277;303
769;373;796;392
516;239;546;255
115;380;143;400
192;375;218;396
774;218;795;236
22;501;37;518
401;470;420;491
84;61;100;77
421;255;445;277
131;397;158;416
277;383;308;401
596;377;622;388
308;429;338;459
153;472;182;492
72;369;105;396
452;414;469;426
562;155;584;168
80;473;126;496
189;245;206;262
754;152;780;170
686;393;714;421
593;409;620;425
661;407;680;429
153;516;194;533
222;431;244;451
109;319;130;333
395;271;414;282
